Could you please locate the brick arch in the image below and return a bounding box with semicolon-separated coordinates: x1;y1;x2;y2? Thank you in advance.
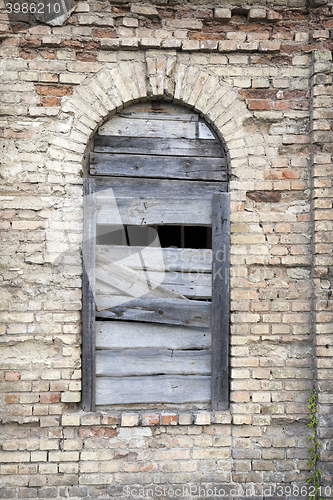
51;53;264;174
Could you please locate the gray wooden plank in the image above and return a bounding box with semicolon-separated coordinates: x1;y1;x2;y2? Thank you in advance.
98;116;198;139
96;258;187;300
96;265;211;299
211;192;230;411
96;321;211;350
94;177;227;199
95;297;211;328
96;245;212;272
118;111;199;122
96;349;211;376
96;198;212;226
93;136;224;157
90;153;226;181
96;375;211;405
82;178;96;412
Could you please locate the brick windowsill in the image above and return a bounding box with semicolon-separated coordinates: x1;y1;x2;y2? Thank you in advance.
62;410;232;428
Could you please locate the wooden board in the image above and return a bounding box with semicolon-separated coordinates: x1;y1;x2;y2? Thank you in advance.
94;177;227;199
117;111;199;121
96;198;212;226
95;297;211;328
94;136;224;158
96;349;211;376
96;375;211;405
90;153;226;181
96;321;211;350
82;178;96;412
96;268;212;299
96;245;213;272
211;192;230;411
98;116;215;140
96;259;187;300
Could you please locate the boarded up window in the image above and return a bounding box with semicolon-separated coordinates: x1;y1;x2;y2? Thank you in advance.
82;102;230;411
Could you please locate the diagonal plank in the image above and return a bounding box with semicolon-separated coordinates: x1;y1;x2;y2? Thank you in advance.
96;256;187;300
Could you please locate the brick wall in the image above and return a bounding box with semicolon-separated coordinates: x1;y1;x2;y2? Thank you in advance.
0;1;333;498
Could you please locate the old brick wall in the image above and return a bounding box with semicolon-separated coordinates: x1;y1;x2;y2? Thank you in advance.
0;1;333;498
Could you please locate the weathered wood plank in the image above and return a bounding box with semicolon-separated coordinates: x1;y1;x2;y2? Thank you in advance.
94;177;227;199
94;136;224;158
96;321;211;350
96;375;211;405
118;112;199;122
96;245;212;272
95;297;211;327
96;259;187;300
90;153;226;181
82;178;96;412
96;349;211;376
96;198;212;226
98;116;216;140
96;266;212;299
211;192;230;411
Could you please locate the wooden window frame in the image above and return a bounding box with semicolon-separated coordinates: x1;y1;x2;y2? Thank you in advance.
82;178;230;412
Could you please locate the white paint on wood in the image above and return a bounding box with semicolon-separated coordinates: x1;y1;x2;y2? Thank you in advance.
96;375;211;405
96;349;211;376
96;321;211;350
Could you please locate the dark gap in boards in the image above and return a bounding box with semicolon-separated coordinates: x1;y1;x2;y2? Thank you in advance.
96;225;212;249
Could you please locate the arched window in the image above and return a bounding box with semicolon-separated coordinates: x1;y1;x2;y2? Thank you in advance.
82;102;229;411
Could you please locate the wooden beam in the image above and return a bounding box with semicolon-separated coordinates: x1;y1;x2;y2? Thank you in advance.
211;192;230;411
94;136;224;158
95;297;211;328
96;375;211;405
96;197;212;226
96;245;212;273
94;177;227;199
96;321;211;350
82;178;96;412
96;348;211;377
90;153;226;181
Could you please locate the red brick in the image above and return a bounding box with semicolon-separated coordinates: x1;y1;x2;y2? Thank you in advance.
40;393;60;404
63;39;84;49
36;85;73;96
247;191;281;203
142;413;160;426
297;214;311;222
19;50;37;59
248;100;271;110
5;394;20;404
92;28;116;38
39;73;58;83
101;415;120;425
42;97;61;107
161;414;177;425
80;426;117;438
274;101;290;110
76;52;98;62
40;50;56;59
5;371;20;381
20;37;41;48
282;171;299;179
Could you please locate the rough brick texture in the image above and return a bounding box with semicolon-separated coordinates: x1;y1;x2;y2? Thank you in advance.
1;0;333;498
